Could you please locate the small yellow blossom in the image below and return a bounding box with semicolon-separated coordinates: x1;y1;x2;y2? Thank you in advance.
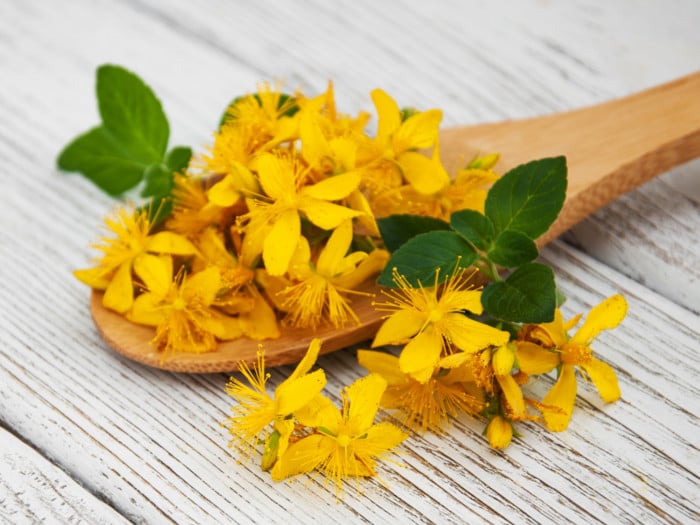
128;258;240;355
528;295;628;432
372;266;510;383
278;220;387;329
226;338;327;457
358;350;484;433
166;174;224;238
241;153;364;276
271;373;407;494
74;205;196;313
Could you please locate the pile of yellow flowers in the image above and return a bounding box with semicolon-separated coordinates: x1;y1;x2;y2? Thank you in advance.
69;74;627;494
74;83;498;354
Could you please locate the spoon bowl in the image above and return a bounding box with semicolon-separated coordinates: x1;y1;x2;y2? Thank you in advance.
91;72;700;373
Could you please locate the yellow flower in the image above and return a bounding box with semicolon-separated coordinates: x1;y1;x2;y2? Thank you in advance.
241;153;363;276
128;257;240;355
358;350;484;433
194;227;280;340
536;295;628;432
74;205;197;313
226;338;327;457
270;373;407;494
368;89;449;196
166;173;224;238
278;220;388;329
372;266;510;383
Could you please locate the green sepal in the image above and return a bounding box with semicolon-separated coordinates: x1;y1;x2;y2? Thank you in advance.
377;231;477;288
165;146;192;172
487;230;538;268
377;214;451;253
481;262;556;323
449;209;494;251
484;157;567;240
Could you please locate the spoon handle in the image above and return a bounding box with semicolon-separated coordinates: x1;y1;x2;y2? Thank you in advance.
440;71;700;244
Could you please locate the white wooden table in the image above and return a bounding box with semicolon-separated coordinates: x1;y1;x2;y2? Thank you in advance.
2;1;699;523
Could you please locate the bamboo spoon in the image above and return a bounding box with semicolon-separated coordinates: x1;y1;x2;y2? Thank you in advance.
90;72;700;373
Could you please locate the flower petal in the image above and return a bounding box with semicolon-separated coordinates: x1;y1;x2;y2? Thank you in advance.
581;358;621;403
371;89;401;144
486;416;513;450
399;327;442;382
299;198;362;230
516;341;560;375
570;295;628;346
346;374;387;433
354;422;407;457
276;369;327;415
440;289;483;315
145;231;197;255
128;292;167;326
301;171;361;201
357;350;407;385
372;310;425;347
288;338;322;381
102;261;134;313
393;108;442;151
271;434;333;481
316;220;352;276
399;151;449;195
263;209;301;276
133;254;172;297
496;374;525;417
444;313;510;353
73;267;111;290
256;154;295;200
184;267;222;305
542;364;577;432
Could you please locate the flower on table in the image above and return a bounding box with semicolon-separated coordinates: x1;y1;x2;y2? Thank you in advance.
128;257;240;355
74;205;197;314
357;349;484;434
519;295;628;432
226;338;326;459
270;373;407;495
372;265;510;383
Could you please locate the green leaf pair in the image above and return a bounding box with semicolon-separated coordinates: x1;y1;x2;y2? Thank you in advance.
57;65;191;210
377;157;567;323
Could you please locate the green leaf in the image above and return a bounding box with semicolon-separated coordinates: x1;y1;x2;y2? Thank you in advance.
487;230;538;267
165;146;192;172
481;263;556;323
57;126;147;195
484;157;567;239
377;231;477;287
141;163;173;198
377;214;451;252
450;209;494;250
96;64;169;163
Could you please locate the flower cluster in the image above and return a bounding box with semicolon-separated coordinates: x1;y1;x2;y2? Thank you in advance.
226;338;407;495
360;271;628;448
74;83;500;354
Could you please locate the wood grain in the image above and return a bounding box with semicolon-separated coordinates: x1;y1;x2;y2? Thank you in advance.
0;427;129;525
1;0;700;523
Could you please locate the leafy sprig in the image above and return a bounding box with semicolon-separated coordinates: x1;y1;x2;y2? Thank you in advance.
57;65;191;216
377;157;567;323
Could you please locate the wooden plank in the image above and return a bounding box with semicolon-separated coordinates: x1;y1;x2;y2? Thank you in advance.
1;0;699;522
0;426;129;524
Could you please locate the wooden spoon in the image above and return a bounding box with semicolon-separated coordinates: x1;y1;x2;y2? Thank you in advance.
91;72;700;373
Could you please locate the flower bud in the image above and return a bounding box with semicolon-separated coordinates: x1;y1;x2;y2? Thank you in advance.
492;345;515;376
486;415;513;450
